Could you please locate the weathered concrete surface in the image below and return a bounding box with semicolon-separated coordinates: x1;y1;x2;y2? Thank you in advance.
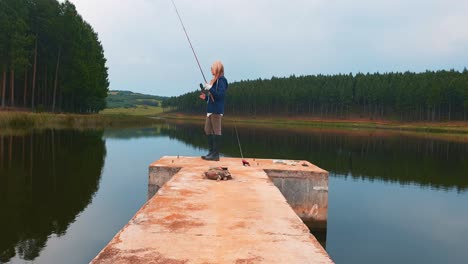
147;159;330;225
148;166;181;200
267;169;328;228
92;157;332;264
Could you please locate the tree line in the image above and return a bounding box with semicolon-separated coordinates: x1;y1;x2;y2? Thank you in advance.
0;0;109;113
163;70;468;121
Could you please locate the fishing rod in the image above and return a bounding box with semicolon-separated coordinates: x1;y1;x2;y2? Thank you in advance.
171;0;247;165
171;0;213;101
171;0;207;84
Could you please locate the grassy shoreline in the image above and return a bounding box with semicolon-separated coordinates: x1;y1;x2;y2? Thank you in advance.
160;113;468;134
2;110;467;138
0;111;162;130
100;105;164;116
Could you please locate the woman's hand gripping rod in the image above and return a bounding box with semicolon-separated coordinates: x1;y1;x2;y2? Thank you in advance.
199;83;215;102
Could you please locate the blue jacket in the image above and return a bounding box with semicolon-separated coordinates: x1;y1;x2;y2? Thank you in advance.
205;76;228;114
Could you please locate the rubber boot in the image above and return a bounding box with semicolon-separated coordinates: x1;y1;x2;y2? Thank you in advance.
204;135;220;161
201;135;214;160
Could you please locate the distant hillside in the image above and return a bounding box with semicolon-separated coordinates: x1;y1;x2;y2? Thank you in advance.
106;90;168;108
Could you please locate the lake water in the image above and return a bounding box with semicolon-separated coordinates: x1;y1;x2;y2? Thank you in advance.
1;123;467;264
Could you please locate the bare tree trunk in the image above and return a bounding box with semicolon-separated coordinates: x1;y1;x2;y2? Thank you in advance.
438;105;442;121
44;65;48;109
421;105;424;120
10;70;14;107
448;103;451;121
23;68;28;107
1;70;5;108
32;37;38;110
52;47;61;112
58;89;63;112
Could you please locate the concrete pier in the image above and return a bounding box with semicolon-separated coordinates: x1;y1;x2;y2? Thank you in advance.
92;156;333;264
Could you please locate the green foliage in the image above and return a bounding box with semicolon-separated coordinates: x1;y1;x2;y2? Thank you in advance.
106;90;167;108
0;0;109;113
6;0;33;73
163;71;468;121
0;1;14;69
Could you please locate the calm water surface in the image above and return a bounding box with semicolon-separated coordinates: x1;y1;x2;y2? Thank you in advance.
0;123;467;264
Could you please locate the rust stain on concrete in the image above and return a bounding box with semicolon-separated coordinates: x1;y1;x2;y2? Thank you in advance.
94;247;188;264
163;213;187;221
231;221;247;229
184;203;208;211
176;189;202;196
235;256;264;264
166;219;204;232
91;157;333;264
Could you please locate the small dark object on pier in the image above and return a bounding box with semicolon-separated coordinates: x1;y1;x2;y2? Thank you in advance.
205;167;232;181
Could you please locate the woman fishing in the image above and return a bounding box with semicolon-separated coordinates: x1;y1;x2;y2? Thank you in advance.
199;60;228;161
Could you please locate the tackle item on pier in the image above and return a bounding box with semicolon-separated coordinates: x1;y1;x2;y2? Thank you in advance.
204;167;232;181
273;159;299;166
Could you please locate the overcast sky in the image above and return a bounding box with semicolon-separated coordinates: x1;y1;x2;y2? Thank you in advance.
64;0;468;96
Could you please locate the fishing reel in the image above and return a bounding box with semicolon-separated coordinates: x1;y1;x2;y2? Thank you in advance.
199;83;207;96
199;83;214;102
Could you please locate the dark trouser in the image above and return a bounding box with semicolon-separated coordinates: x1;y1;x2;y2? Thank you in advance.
202;114;222;161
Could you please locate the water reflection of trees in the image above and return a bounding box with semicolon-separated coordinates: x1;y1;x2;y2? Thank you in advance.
0;130;106;263
159;123;468;191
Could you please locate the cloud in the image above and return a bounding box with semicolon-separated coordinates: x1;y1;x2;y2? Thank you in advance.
64;0;468;96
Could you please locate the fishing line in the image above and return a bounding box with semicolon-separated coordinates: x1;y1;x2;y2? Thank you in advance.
234;122;244;159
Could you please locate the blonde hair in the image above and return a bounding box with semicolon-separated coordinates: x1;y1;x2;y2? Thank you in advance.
209;60;224;86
